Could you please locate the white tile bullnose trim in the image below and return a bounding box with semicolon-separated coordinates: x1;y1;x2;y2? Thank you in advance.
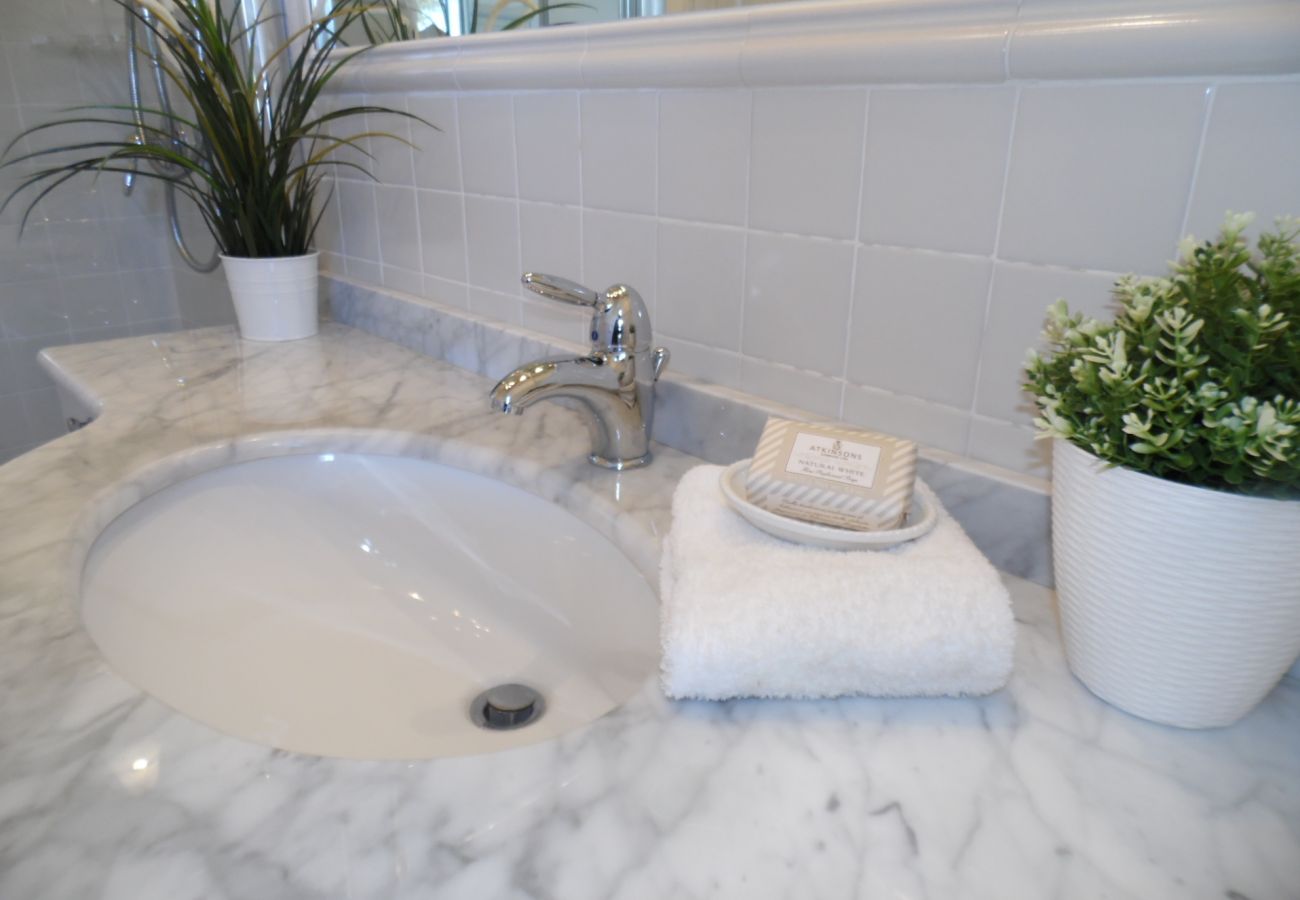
328;0;1300;93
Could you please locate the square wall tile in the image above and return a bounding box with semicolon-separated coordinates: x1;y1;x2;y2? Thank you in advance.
338;180;380;263
849;246;992;408
519;202;581;282
375;185;421;273
659;90;750;227
366;101;416;188
581;92;657;215
119;268;180;324
999;83;1208;274
582;209;657;314
408;95;462;192
0;281;67;339
656;222;744;350
861;87;1015;255
62;273;128;333
1186;82;1300;242
975;262;1119;424
458;94;517;198
417;190;467;282
742;232;854;376
514;93;580;205
842;385;970;455
46;220;116;277
749;88;867;240
464;195;520;295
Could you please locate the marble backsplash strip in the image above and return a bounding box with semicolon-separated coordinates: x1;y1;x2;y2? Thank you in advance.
325;274;1053;585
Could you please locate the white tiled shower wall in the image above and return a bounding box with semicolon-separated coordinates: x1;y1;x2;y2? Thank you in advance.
321;77;1300;477
0;1;229;463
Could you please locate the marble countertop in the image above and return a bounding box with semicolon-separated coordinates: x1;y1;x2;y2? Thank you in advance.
0;324;1296;900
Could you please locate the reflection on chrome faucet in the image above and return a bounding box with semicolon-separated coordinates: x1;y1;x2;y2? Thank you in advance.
490;273;670;470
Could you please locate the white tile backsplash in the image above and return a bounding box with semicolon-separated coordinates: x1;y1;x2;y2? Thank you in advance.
749;88;867;240
580;91;658;215
328;70;1295;478
1185;82;1300;241
658;90;751;227
849;246;992;408
656;221;744;350
457;94;518;198
408;95;462;192
416;189;467;282
861;87;1016;255
464;195;521;295
742;231;854;375
514;92;581;205
999;83;1209;274
375;185;421;273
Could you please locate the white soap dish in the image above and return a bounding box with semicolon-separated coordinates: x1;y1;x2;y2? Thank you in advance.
719;459;939;551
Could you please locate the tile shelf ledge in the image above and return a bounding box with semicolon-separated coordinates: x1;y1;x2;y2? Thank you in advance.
324;0;1300;94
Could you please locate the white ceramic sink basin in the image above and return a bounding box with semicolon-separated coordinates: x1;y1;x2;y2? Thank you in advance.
80;453;659;759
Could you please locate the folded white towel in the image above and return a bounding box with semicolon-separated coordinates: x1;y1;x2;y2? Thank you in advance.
660;465;1015;700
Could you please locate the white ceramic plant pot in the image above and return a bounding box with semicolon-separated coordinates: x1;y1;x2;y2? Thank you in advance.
1051;438;1300;728
221;252;320;342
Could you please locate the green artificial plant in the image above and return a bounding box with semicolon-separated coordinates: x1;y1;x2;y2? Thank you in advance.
1025;213;1300;495
1;0;421;258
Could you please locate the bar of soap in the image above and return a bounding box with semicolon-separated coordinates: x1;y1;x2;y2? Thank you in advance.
744;417;918;531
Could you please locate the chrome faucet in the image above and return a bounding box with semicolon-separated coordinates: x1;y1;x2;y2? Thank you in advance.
490;273;670;470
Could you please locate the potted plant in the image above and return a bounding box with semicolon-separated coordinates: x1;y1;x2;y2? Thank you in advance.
1025;213;1300;728
1;0;419;342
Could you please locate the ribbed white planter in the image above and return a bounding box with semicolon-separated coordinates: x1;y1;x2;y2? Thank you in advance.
221;252;320;342
1052;438;1300;728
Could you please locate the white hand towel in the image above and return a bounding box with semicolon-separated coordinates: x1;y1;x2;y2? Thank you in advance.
660;465;1015;700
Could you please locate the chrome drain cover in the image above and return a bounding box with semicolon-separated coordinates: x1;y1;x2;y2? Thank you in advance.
470;683;545;730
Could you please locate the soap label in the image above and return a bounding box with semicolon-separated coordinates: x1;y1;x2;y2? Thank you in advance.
744;417;918;532
784;433;882;488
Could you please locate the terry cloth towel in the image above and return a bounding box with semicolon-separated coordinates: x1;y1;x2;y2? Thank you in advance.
660;465;1015;700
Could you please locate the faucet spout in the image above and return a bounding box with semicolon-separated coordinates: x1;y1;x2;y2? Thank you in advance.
489;351;657;470
489;355;620;416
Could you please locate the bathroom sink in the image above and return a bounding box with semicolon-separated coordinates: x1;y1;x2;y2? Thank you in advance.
79;453;659;759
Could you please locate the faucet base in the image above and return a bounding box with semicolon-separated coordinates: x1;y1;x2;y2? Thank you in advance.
589;451;652;471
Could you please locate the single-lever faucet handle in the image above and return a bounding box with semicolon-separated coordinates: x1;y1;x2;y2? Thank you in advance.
521;272;654;353
522;273;601;308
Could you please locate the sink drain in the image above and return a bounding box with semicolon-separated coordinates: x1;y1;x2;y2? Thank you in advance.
470;684;545;730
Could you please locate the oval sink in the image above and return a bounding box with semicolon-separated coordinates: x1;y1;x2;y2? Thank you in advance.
79;453;658;759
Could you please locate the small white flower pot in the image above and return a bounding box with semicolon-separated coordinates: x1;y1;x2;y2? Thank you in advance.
1051;438;1300;728
221;252;320;342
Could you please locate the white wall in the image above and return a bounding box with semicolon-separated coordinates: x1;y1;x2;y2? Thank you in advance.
320;70;1300;477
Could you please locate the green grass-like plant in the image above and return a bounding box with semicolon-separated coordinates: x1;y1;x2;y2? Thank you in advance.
1;0;420;258
1025;213;1300;495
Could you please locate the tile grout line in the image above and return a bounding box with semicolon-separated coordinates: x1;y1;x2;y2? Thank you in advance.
836;87;871;422
1177;84;1216;241
964;83;1023;460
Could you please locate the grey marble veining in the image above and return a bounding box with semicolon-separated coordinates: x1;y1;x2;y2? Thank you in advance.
325;274;1054;586
0;322;1296;900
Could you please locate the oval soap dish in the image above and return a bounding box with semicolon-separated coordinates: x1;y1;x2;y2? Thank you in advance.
719;459;939;550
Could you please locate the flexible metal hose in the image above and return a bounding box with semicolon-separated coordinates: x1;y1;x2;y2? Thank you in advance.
121;2;219;273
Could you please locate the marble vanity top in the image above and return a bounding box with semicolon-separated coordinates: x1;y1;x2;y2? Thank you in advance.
0;324;1296;900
